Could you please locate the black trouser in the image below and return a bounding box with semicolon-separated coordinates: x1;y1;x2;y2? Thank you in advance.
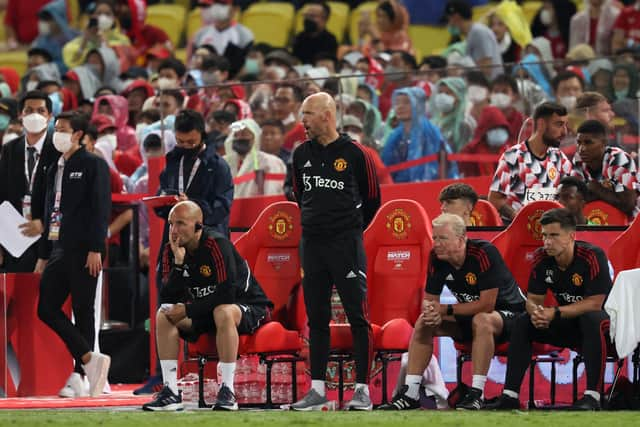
301;233;373;384
38;246;99;373
504;311;610;394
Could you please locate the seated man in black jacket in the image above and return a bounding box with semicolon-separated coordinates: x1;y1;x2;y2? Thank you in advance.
292;1;338;65
142;201;273;412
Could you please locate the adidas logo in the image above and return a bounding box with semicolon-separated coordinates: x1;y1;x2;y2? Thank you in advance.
182;270;190;277
303;160;312;168
446;274;454;281
545;276;553;284
346;271;357;279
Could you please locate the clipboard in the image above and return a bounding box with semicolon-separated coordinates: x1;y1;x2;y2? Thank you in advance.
142;195;179;208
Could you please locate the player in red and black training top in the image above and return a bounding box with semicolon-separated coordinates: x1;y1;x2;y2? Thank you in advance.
489;208;612;411
381;213;525;411
289;92;381;411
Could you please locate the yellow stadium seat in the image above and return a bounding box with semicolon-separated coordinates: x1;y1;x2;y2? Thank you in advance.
349;1;377;46
241;2;295;48
0;50;29;76
68;0;81;29
522;1;542;25
186;8;203;42
471;3;496;22
294;1;350;44
174;48;187;64
0;11;6;41
408;25;451;58
146;4;187;47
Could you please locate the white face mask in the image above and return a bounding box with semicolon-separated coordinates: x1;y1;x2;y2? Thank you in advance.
467;85;489;104
282;112;296;126
22;113;49;134
266;65;286;80
98;134;118;150
38;20;51;36
97;14;114;31
157;77;178;90
490;92;511;109
486;128;510;148
434;92;456;114
209;4;231;22
539;9;553;26
53;131;73;153
26;81;39;92
2;132;19;145
558;95;577;111
347;132;362;143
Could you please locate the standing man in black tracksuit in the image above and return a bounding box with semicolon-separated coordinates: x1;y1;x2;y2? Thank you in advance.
35;111;112;398
290;92;381;411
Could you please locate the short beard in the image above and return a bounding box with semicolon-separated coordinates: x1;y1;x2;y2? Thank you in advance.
542;133;561;148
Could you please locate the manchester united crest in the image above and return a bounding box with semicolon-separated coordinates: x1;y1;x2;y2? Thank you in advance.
527;209;545;240
386;208;411;239
586;208;608;225
548;166;557;180
572;273;583;287
470;211;482;227
334;158;347;172
268;210;294;241
200;265;212;277
465;272;477;286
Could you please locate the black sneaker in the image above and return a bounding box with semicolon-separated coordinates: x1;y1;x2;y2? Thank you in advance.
378;385;420;410
456;387;484;410
484;393;520;410
213;383;238;411
571;394;600;411
142;385;184;411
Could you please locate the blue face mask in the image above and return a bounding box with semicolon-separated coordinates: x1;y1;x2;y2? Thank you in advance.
447;25;460;37
244;58;260;75
49;92;63;116
0;114;9;131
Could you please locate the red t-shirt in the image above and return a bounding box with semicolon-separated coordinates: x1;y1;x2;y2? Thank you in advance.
589;18;598;48
544;31;567;59
613;6;640;45
283;122;307;151
4;0;51;43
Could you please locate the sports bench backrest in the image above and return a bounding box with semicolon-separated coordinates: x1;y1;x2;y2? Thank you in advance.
583;200;629;226
491;201;562;304
471;199;503;226
608;212;640;277
234;201;302;325
364;199;432;325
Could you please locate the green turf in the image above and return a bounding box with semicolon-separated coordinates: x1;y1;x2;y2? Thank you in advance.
0;410;638;426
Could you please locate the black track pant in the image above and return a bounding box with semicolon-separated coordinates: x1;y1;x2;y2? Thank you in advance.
301;233;373;384
38;246;98;370
504;310;610;393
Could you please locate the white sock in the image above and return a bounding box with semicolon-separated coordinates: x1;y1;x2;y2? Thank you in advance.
584;390;600;401
160;360;178;395
355;383;369;396
503;389;519;399
218;362;236;393
472;375;487;395
311;380;326;396
404;374;422;400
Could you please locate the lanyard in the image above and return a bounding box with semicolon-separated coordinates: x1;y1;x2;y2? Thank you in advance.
24;145;40;194
178;155;201;194
53;157;65;211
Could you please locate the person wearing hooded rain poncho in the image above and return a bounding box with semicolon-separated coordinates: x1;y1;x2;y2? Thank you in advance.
31;0;79;74
223;119;287;199
381;87;459;183
430;77;475;153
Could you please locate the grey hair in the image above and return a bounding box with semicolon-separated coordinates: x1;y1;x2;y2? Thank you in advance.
432;213;466;237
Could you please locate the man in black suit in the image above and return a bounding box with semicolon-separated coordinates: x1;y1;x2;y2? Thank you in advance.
0;91;58;273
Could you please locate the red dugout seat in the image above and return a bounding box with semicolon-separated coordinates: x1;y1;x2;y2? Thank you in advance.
186;201;304;408
583;201;629;226
363;199;433;403
471;199;503;226
608;212;640;277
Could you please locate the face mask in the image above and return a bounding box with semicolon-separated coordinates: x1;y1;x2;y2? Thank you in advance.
266;65;286;80
244;58;260;75
232;138;252;155
385;65;404;82
303;18;319;33
615;90;628;100
26;81;39;92
434;92;455;114
38;20;51;35
53;131;73;153
135;123;148;142
467;85;488;104
0;82;10;98
22;113;48;134
486;128;509;148
98;134;118;150
49;92;63;116
539;9;553;26
490;92;511;109
347;132;362;142
174;144;202;157
558;95;577;111
2;132;19;145
87;63;101;76
282;112;296;126
447;25;460;37
157;77;178;90
97;14;114;31
0;114;9;131
210;4;231;22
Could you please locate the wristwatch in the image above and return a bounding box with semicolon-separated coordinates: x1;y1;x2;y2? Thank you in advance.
447;304;454;316
554;306;561;320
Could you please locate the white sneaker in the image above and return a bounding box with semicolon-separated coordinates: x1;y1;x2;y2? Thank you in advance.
59;372;89;398
83;352;111;397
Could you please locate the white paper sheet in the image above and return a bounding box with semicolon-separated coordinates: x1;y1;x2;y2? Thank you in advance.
0;201;41;258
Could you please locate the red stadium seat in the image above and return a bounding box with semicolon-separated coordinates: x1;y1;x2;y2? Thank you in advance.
186;201;304;408
608;213;640;277
363;199;433;403
583;201;629;226
471;199;503;226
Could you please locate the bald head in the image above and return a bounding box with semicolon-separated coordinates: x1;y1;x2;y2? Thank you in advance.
168;201;204;250
170;201;204;224
301;92;340;145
